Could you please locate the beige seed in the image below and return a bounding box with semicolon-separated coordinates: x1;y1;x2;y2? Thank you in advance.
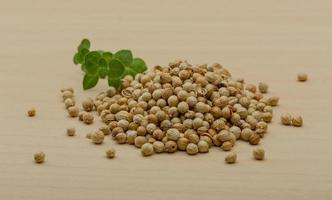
225;152;237;164
34;151;45;164
166;128;180;141
253;148;265;160
115;132;127;144
292;115;303;127
106;147;116;158
153;141;165;153
258;82;268;93
66;128;76;136
267;96;279;107
165;141;177;153
177;137;189;151
83;113;94;124
141;143;154;156
27;108;36;117
135;136;147;148
68;106;79;117
62;90;73;101
281;113;292;125
297;73;308;82
64;98;75;108
249;133;260;145
197;140;209;153
186;143;199;155
82;99;94;112
91;131;104;144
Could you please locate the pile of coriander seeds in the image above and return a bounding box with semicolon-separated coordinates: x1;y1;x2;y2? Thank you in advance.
62;59;284;163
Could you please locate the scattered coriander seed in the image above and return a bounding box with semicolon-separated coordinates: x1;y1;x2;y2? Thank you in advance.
68;106;79;118
115;132;127;144
34;152;45;164
292;115;303;127
83;113;94;124
267;96;279;107
141;143;154;156
253;148;265;160
186;143;199;155
66;128;76;136
27;108;36;117
258;82;268;93
177;137;189;151
225;152;237;164
62;90;73;101
106;147;116;158
91;131;104;144
281;113;292;125
166;128;180;141
64;98;75;108
82;99;94;112
297;73;308;82
61;87;74;93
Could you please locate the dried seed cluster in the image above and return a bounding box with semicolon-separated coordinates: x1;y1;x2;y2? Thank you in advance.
79;59;280;159
280;113;303;127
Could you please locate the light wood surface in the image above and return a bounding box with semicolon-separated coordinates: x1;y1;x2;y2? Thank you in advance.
1;0;332;199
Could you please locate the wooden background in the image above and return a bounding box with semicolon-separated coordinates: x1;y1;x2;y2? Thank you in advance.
0;0;332;199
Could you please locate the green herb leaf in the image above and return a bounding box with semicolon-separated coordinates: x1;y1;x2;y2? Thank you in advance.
78;39;90;51
80;48;89;57
83;73;99;90
114;50;133;66
109;59;125;78
102;52;113;62
98;58;108;78
108;76;121;88
124;67;137;77
73;52;80;64
130;57;147;73
85;51;101;74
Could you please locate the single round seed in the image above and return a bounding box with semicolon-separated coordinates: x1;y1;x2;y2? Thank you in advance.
153;141;165;153
186;143;199;155
197;140;209;153
249;133;260;145
91;131;104;144
258;82;268;93
292;115;303;127
62;90;73;101
106;147;116;158
281;113;292;125
34;151;45;164
66;128;76;136
253;148;265;160
221;141;233;151
82;100;94;112
166;128;180;141
27;108;36;117
297;73;308;82
225;152;237;164
83;113;94;124
64;98;75;108
141;143;154;156
115;132;127;144
135;136;147;148
177;137;189;151
68;106;79;118
165;141;177;153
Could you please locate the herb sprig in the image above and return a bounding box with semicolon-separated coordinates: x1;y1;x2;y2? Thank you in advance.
73;39;147;90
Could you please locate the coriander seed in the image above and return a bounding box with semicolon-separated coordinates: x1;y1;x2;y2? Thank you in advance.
66;128;76;136
292;115;303;127
225;152;237;164
91;131;104;144
258;82;268;93
68;106;79;118
221;141;233;151
34;151;45;164
82;99;94;112
153;141;165;153
27;108;36;117
106;147;116;158
177;137;189;151
197;140;209;153
135;136;147;148
249;133;260;145
141;143;154;156
165;141;177;153
253;148;265;160
166;128;180;141
281;113;292;125
83;113;94;124
297;73;308;82
64;98;75;108
186;143;199;155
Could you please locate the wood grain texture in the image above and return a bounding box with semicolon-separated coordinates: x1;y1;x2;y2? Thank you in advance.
1;0;332;199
